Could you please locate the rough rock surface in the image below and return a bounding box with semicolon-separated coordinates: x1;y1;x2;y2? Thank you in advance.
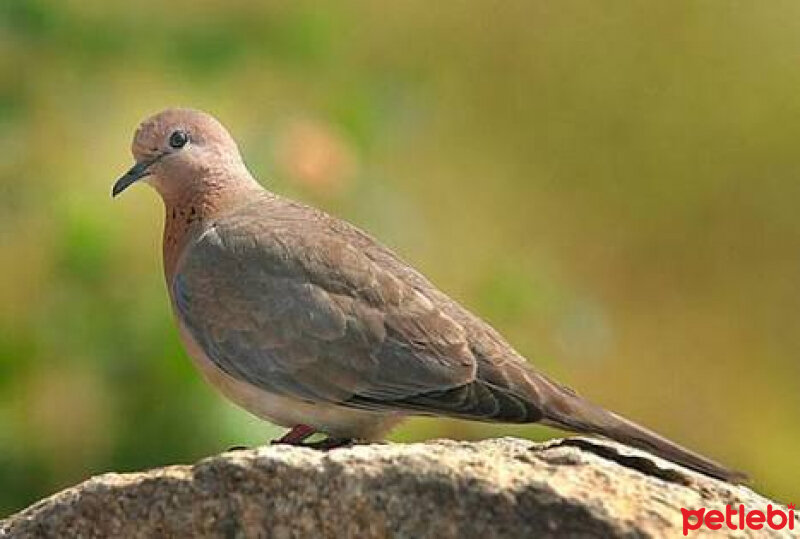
1;437;794;538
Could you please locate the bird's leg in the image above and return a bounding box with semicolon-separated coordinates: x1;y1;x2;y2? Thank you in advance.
304;437;355;450
272;424;317;445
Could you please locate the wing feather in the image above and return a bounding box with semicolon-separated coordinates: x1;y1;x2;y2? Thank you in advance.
173;207;476;405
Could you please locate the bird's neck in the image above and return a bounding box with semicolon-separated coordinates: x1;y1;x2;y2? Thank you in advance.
161;178;263;279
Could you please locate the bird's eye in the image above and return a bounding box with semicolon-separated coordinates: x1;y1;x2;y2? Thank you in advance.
169;130;189;149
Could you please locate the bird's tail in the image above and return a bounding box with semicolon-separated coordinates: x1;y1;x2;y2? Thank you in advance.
535;377;746;483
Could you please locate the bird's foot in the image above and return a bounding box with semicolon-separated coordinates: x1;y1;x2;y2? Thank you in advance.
303;437;355;451
270;425;355;450
271;424;317;446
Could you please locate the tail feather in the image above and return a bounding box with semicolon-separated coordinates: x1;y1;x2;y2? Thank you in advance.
537;378;746;483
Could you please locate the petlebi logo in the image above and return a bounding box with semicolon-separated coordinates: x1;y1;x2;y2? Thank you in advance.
681;503;796;535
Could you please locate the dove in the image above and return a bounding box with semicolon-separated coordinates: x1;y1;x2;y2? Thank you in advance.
112;108;744;481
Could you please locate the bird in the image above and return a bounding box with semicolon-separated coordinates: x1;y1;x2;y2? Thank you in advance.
112;108;744;482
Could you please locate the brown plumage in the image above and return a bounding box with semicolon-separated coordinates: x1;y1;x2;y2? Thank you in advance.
113;108;745;482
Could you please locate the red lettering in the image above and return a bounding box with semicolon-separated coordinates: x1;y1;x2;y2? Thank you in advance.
680;505;795;533
767;505;787;530
747;510;765;530
725;505;738;530
705;509;724;530
682;508;705;536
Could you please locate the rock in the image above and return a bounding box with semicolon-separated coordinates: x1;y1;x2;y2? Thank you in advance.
1;437;794;538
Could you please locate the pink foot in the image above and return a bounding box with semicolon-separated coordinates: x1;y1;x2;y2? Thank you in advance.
272;424;316;445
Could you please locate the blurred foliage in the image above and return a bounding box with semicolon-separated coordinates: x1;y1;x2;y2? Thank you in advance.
1;0;799;515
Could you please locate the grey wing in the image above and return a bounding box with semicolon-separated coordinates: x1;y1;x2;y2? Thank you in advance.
173;217;478;408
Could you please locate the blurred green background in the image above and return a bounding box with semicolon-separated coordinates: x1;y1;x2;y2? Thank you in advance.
1;0;798;515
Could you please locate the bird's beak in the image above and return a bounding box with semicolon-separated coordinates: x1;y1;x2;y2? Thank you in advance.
112;156;161;197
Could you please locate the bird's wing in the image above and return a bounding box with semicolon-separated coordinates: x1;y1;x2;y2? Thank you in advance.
173;201;480;409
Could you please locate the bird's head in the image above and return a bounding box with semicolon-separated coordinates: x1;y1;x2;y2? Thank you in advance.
112;108;248;200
